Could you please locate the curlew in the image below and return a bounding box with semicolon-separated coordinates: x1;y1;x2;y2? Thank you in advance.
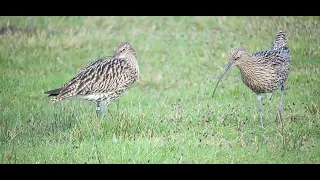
212;31;291;127
44;42;140;115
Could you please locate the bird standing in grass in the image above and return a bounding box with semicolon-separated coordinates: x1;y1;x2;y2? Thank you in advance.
44;42;140;115
212;31;291;127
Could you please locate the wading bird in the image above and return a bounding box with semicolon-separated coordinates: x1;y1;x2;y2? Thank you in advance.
44;42;140;115
212;31;291;127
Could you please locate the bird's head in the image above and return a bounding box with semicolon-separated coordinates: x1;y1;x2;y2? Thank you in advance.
212;47;249;98
112;42;136;59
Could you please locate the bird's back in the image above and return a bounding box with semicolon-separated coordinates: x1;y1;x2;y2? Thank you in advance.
240;31;291;94
253;31;291;67
61;55;113;89
51;56;139;103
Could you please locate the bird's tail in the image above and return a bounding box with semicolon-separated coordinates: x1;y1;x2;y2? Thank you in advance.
44;88;62;97
271;30;287;50
44;88;64;103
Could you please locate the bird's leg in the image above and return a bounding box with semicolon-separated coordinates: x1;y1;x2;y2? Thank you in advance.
100;100;108;115
256;95;263;128
96;101;102;115
96;101;108;116
276;84;285;125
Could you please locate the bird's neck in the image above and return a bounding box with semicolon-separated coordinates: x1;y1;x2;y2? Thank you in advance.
236;56;256;81
127;55;140;74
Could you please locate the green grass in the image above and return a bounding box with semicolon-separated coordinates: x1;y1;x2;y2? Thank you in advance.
0;16;319;164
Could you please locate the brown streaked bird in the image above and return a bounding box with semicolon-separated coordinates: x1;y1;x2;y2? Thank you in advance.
44;42;140;115
212;31;291;127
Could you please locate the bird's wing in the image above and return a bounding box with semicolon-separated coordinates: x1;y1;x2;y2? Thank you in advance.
253;48;290;63
254;30;289;61
77;55;112;74
60;56;112;88
253;48;291;74
53;57;136;101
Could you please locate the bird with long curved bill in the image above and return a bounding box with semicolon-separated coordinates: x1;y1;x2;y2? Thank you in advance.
212;31;291;128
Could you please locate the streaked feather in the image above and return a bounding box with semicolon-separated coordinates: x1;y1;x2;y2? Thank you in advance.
45;42;140;110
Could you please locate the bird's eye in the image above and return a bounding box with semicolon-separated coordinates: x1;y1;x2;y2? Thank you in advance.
235;57;240;60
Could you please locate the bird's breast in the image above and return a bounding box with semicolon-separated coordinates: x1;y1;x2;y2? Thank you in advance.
238;67;280;94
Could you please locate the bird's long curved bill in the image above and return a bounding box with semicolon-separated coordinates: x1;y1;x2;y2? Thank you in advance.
212;61;232;98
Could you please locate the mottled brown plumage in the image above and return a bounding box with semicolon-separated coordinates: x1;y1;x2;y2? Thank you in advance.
212;31;291;127
44;42;140;114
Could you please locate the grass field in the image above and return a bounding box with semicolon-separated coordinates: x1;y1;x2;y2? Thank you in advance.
0;16;319;164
